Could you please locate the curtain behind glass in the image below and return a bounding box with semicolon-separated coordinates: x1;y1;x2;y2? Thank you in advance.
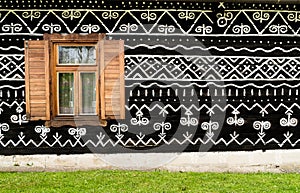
58;73;74;115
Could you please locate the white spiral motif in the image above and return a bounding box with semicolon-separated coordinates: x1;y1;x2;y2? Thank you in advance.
119;23;138;33
35;125;50;137
253;121;271;131
102;11;119;19
141;12;157;21
22;11;41;19
211;122;219;131
68;128;86;138
2;23;22;33
232;24;251;34
290;118;298;126
80;24;100;33
253;121;261;130
0;123;9;132
158;25;175;34
153;123;163;131
42;23;61;33
110;124;129;133
62;10;81;19
131;117;149;126
201;121;219;131
178;11;195;20
195;25;213;34
10;115;19;122
269;25;288;34
153;122;171;131
287;12;300;22
180;117;198;126
280;116;298;127
217;12;233;27
227;116;244;126
226;117;235;125
236;118;245;126
253;11;270;22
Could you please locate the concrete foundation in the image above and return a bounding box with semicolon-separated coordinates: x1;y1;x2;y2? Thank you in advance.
1;150;300;172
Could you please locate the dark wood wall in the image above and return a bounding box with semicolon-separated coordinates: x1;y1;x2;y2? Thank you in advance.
0;0;299;154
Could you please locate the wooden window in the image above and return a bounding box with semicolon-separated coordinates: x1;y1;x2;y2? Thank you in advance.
25;33;125;126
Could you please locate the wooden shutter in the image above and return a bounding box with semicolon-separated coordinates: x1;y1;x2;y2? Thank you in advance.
100;40;125;119
25;40;50;121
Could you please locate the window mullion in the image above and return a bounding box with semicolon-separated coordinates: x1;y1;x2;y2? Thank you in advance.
74;71;79;116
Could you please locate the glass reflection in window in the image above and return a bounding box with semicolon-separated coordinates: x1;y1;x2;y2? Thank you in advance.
58;73;74;115
80;73;96;115
58;46;96;65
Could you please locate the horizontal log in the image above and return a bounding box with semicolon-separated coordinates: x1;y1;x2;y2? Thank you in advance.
104;69;120;74
29;78;46;83
31;111;47;117
30;100;46;104
28;41;45;46
28;58;46;63
104;73;121;79
30;91;46;96
29;74;45;79
29;95;46;100
28;50;45;59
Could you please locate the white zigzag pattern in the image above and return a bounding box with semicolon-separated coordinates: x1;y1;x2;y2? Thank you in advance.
0;10;298;36
0;131;298;148
125;55;300;81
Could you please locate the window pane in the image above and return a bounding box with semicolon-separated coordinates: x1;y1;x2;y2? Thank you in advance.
58;46;96;65
58;73;74;115
81;73;96;114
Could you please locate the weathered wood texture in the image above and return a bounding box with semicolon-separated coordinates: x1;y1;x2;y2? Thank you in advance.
25;40;50;121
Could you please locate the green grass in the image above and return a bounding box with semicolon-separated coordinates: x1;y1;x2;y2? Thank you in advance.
0;170;299;192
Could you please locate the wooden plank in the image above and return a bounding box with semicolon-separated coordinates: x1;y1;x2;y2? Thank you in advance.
25;40;31;117
105;65;120;70
28;59;45;63
105;99;121;104
104;62;120;67
105;55;119;60
104;43;120;48
28;63;45;67
30;91;46;96
105;107;121;112
31;111;47;117
104;73;121;79
31;103;46;109
100;40;106;119
119;40;125;119
44;40;50;120
30;99;47;106
30;74;45;79
104;69;120;74
30;95;46;100
105;81;120;90
105;111;120;116
104;91;121;97
29;48;45;54
30;116;47;121
28;67;45;71
29;79;46;84
30;88;46;93
28;41;46;45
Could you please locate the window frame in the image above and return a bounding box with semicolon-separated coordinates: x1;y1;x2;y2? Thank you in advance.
25;33;125;127
45;33;105;126
57;71;75;116
53;42;99;117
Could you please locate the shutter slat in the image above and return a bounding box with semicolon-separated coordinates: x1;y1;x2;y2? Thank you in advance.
100;40;125;119
25;40;50;121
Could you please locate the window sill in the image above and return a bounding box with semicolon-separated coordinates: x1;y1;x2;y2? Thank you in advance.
48;116;107;127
